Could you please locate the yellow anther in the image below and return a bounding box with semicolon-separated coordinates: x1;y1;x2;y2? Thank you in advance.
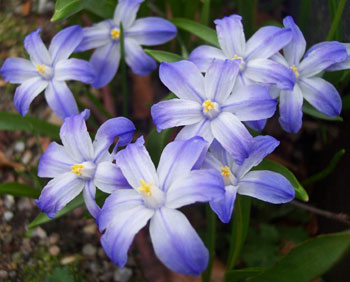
202;99;215;113
221;166;231;177
291;65;299;77
71;164;84;176
110;28;120;39
232;54;244;62
36;64;45;73
138;179;152;196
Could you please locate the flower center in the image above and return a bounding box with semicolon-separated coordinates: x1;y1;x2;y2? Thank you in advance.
202;99;220;119
110;28;120;40
138;179;152;196
232;54;245;71
36;64;53;80
221;166;231;177
137;178;165;209
220;166;238;186
71;161;96;180
291;65;299;77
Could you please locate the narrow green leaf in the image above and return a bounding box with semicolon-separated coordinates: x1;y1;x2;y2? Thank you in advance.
145;128;172;166
200;0;211;26
302;101;343;121
0;182;40;198
298;0;311;32
202;205;216;282
237;0;257;37
144;49;184;63
254;159;309;202
302;149;345;186
84;0;116;19
0;112;60;140
51;0;84;21
226;267;266;282
248;231;350;282
226;195;251;275
170;18;219;47
326;0;347;41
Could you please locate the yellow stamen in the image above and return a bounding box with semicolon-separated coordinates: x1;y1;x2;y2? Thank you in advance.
72;164;84;176
221;166;231;177
138;179;152;196
110;28;120;39
36;64;45;73
202;99;215;113
291;65;299;77
232;54;244;62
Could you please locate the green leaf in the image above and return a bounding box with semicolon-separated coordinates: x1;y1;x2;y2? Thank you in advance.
342;95;350;111
146;128;172;166
51;0;84;21
144;49;184;63
326;0;347;41
200;0;211;26
248;231;350;282
84;0;116;19
226;267;266;282
226;195;251;275
46;267;74;282
254;159;309;202
237;0;257;37
0;182;40;198
302;101;343;121
171;18;219;47
0;112;60;140
302;149;345;186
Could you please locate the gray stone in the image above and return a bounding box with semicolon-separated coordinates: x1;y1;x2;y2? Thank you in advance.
82;244;97;256
113;267;132;282
3;211;13;222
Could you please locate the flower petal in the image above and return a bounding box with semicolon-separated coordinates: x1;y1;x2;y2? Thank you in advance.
203;140;232;169
44;80;79;119
24;29;51;65
98;189;154;267
282;16;306;66
165;169;224;209
151;99;203;132
235;135;279;178
83;180;100;218
150;207;208;275
14;77;48;116
93;117;135;162
210;186;238;223
94;162;131;193
245;58;295;90
38;142;75;178
90;43;120;88
238;170;295;203
214;14;246;58
59;110;94;163
298;77;341;117
245;120;267;131
115;136;159;189
157;137;208;192
49;25;83;64
113;0;144;28
75;21;111;52
54;58;95;84
326;43;350;71
210;112;253;165
279;84;304;133
126;17;177;46
205;59;239;103
176;120;214;146
189;45;226;72
124;38;157;76
299;41;348;77
0;58;37;83
35;172;85;218
222;84;277;121
245;26;292;60
159;60;205;103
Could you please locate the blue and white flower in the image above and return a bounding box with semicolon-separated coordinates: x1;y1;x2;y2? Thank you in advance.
271;16;348;133
0;26;95;119
97;136;225;275
151;59;277;165
189;14;295;91
202;136;295;223
36;109;135;218
76;0;177;88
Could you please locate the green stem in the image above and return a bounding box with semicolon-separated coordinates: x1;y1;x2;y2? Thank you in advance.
326;0;347;41
86;89;112;119
200;0;211;26
120;22;128;117
202;205;216;282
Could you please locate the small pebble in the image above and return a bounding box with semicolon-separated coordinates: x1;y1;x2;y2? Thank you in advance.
4;195;15;209
49;245;60;256
17;198;32;211
22;150;32;165
83;223;96;234
8;271;16;279
32;227;47;239
61;256;76;265
14;141;25;153
0;270;8;280
3;211;14;222
49;233;60;245
113;267;132;282
82;244;97;256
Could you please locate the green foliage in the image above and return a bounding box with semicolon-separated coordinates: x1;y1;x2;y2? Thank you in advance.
226;267;266;282
253;159;309;202
144;49;184;63
326;0;347;41
45;267;75;282
146;128;172;166
248;231;350;282
0;182;40;198
302;101;343;121
0;112;60;140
